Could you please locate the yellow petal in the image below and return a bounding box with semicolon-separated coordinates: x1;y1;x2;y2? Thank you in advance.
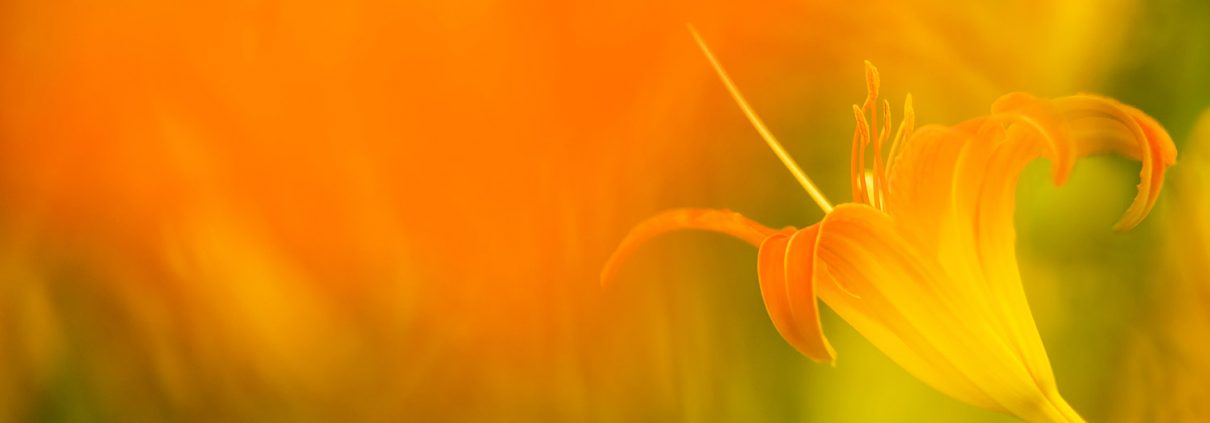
814;204;997;409
813;204;1083;422
949;121;1057;393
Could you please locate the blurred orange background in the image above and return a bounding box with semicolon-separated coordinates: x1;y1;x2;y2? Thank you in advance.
1;0;1207;421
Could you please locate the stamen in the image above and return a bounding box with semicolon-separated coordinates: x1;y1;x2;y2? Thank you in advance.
850;108;864;204
863;61;880;113
851;105;871;204
863;172;877;205
874;99;891;210
852;61;881;206
689;25;834;214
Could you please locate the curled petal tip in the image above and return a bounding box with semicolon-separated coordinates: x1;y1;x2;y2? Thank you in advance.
993;93;1177;232
1108;99;1177;231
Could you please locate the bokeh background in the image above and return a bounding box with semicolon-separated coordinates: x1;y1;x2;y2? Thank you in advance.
1;0;1208;421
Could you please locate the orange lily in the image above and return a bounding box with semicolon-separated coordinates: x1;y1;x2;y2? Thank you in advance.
603;29;1176;423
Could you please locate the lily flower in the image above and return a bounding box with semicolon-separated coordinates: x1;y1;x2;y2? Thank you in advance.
603;29;1176;423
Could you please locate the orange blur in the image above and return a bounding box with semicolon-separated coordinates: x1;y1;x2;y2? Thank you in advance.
0;0;1144;420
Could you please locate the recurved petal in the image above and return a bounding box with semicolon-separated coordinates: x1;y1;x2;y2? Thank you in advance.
601;208;778;286
757;232;831;363
598;208;838;363
888;93;1176;244
775;226;835;363
991;93;1177;231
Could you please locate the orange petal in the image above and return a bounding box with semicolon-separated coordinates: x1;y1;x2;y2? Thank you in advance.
601;208;777;286
782;226;835;363
756;235;801;351
887;93;1177;249
881;123;973;248
757;231;830;363
991;93;1177;231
